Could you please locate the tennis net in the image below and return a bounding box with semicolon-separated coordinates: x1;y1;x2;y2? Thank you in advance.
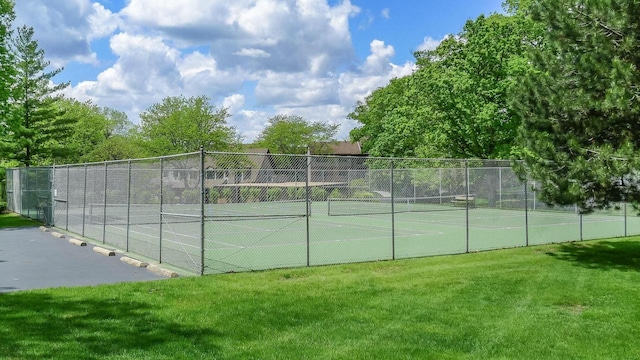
327;195;475;216
89;203;201;226
205;199;309;221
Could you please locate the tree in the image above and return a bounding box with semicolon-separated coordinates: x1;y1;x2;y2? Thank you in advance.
512;0;640;211
256;114;338;155
139;95;238;156
83;135;148;162
349;12;539;159
5;25;74;166
349;75;432;158
0;0;15;153
60;98;140;162
416;13;539;159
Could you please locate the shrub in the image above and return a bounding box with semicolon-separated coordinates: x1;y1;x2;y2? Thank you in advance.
220;188;233;200
353;191;375;198
207;189;219;203
267;188;283;201
182;189;200;203
311;188;327;201
240;187;261;202
329;189;342;199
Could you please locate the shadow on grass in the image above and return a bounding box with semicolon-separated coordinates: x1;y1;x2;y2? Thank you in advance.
547;240;640;271
0;291;220;359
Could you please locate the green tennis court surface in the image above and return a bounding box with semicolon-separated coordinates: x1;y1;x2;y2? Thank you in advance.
79;201;631;274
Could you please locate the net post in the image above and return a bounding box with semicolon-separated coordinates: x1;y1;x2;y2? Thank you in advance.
465;160;469;253
102;163;108;244
126;160;132;252
82;165;87;237
200;147;206;275
65;166;70;230
391;159;395;260
159;157;164;263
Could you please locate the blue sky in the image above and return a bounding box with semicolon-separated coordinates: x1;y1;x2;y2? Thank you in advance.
14;0;504;141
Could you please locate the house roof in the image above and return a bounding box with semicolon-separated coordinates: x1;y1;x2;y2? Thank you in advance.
311;141;363;155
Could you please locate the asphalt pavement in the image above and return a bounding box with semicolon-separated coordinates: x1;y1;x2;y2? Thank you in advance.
0;226;166;293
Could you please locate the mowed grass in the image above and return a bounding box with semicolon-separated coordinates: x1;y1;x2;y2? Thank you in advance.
0;212;42;229
2;236;640;359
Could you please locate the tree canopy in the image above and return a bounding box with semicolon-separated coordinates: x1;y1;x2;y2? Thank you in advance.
349;12;540;159
512;0;640;211
255;114;338;154
139;95;239;156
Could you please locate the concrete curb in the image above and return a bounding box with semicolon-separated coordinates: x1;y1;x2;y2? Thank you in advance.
120;256;148;268
147;264;179;278
93;246;116;256
69;238;87;247
51;232;65;239
39;226;50;232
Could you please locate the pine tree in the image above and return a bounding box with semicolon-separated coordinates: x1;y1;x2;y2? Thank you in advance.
8;25;75;166
513;0;640;211
0;0;15;149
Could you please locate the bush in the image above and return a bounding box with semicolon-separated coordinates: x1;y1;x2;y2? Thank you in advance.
329;189;342;199
207;189;219;203
220;188;233;200
311;188;327;201
182;189;200;203
240;187;261;202
349;178;367;188
267;188;283;201
353;191;375;199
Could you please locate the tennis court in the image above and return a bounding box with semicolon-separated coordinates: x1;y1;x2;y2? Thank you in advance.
201;201;634;273
7;151;640;275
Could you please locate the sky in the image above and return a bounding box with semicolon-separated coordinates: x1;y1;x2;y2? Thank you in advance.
13;0;505;142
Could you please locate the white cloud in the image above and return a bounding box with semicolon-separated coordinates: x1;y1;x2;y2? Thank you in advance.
14;0;120;65
32;0;422;143
417;35;448;52
381;8;390;19
223;94;246;114
234;48;271;58
362;39;395;75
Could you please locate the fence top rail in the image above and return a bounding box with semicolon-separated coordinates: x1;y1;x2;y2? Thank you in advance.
5;151;520;171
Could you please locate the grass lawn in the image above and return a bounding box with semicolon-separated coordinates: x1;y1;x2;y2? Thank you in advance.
1;236;640;359
0;212;42;229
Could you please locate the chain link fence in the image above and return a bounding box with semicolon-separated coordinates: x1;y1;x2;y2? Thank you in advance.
6;151;640;275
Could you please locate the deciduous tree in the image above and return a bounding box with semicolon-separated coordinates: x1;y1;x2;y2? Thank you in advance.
256;114;338;154
139;95;239;156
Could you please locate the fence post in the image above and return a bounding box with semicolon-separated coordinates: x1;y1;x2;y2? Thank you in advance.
102;163;108;244
624;201;628;237
82;165;87;237
126;160;132;252
499;167;502;209
25;169;30;219
159;157;164;263
524;177;529;247
306;150;311;267
200;147;206;275
66;166;70;231
391;159;395;260
465;160;469;253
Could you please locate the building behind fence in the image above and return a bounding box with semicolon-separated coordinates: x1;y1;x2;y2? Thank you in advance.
6;150;639;275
